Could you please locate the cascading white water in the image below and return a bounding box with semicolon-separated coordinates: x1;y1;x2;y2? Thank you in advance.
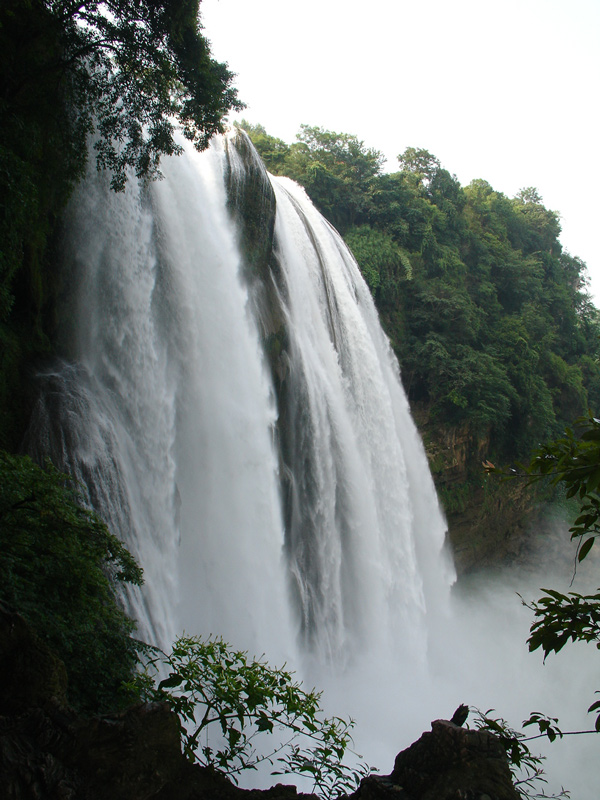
28;133;452;669
28;137;296;660
269;176;453;666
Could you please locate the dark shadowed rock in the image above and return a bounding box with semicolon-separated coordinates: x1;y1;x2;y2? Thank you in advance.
352;718;520;800
0;603;68;714
449;704;469;727
0;605;316;799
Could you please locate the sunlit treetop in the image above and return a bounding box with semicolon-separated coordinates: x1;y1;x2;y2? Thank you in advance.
42;0;244;189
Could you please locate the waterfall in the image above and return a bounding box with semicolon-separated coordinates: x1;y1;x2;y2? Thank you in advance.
23;132;598;798
27;130;452;666
269;176;453;664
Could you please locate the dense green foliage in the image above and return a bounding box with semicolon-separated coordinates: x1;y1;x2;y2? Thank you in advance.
0;450;143;713
241;122;600;466
0;448;370;791
1;1;81;446
0;0;241;447
136;635;371;797
4;0;242;193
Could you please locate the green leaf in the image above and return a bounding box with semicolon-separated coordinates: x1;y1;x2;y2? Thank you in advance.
586;468;600;493
578;537;595;562
138;633;370;791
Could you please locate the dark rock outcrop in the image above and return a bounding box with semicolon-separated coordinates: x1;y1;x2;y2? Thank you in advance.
353;719;520;800
0;604;315;799
0;696;317;799
0;604;68;715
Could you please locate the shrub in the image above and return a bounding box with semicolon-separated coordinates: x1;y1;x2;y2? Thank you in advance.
0;450;143;713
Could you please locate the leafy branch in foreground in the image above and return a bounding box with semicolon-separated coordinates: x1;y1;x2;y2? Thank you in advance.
520;588;600;734
134;635;372;798
471;708;569;799
485;414;600;562
483;413;600;744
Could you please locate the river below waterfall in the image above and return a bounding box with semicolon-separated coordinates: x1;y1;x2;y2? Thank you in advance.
25;132;597;799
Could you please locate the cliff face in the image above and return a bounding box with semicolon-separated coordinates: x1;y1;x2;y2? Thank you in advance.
414;407;539;575
1;606;521;800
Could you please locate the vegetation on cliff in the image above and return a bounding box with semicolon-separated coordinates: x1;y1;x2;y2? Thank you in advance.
0;450;143;713
492;414;600;736
240;121;600;464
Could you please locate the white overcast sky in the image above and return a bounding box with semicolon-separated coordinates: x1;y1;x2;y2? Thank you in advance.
201;0;600;302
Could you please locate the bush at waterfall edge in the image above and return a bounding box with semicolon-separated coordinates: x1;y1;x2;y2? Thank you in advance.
0;450;145;714
133;634;373;798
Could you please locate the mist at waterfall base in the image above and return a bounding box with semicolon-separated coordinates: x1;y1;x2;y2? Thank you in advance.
27;134;597;798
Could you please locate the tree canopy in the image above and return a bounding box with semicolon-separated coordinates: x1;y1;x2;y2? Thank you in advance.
28;0;243;191
239;121;385;232
0;0;242;447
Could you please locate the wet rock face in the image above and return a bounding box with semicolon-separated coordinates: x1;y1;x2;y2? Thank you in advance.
225;128;278;285
224;128;290;402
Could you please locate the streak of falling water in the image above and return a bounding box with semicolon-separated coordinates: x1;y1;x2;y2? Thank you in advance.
269;176;453;666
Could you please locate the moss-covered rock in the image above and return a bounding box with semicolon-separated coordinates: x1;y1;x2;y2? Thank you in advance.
414;406;540;574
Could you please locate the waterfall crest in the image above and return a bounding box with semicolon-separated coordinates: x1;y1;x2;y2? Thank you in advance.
26;131;453;669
